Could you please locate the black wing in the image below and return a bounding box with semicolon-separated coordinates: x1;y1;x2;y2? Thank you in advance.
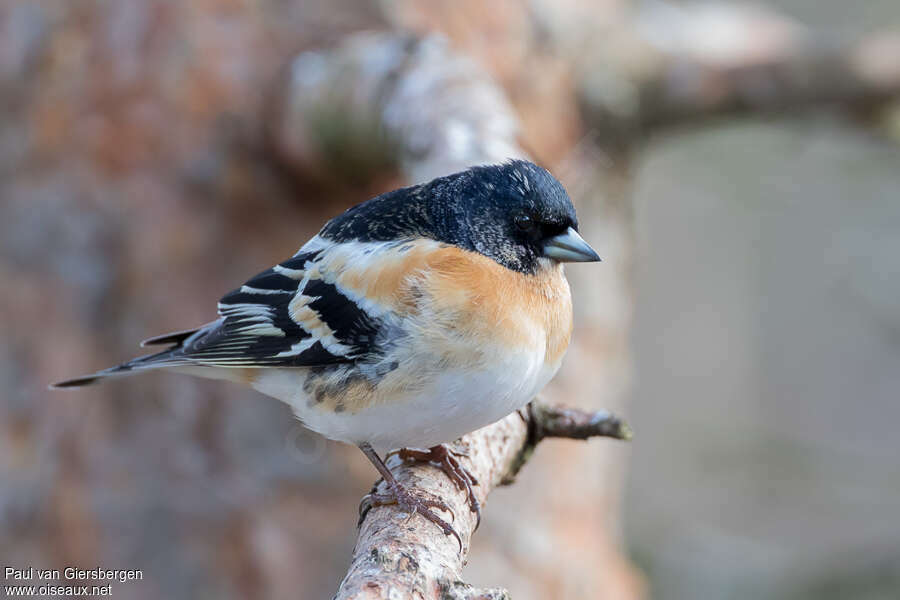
176;245;382;367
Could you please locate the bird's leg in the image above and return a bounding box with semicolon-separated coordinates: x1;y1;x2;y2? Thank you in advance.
396;444;482;530
357;442;462;549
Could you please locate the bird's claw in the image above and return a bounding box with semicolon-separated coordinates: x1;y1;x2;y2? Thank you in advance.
358;482;462;550
396;444;482;530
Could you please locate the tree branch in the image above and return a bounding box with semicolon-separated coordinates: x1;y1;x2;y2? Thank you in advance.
556;3;900;146
271;31;526;186
336;400;629;600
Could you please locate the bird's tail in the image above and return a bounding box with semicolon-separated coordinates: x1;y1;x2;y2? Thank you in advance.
50;348;191;389
51;328;202;389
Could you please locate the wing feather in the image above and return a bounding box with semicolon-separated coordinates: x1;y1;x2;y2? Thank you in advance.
175;241;387;368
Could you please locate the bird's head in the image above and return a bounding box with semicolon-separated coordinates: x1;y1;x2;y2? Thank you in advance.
435;160;601;274
320;159;600;274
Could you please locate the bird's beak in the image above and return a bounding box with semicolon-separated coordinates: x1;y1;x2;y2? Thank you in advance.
542;227;601;263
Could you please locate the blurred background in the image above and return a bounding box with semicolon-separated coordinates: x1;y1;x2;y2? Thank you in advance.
1;1;898;599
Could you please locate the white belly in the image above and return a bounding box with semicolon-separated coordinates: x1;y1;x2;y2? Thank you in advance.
250;347;559;453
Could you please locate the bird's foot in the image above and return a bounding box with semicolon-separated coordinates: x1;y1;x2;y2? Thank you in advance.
358;480;462;549
395;444;482;529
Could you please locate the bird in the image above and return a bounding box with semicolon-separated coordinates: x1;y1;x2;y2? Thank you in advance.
53;159;601;545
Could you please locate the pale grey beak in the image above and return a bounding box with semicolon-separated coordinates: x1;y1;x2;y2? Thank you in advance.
542;227;601;263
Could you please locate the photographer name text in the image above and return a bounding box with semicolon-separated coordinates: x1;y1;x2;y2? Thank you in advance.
4;567;142;597
5;568;141;583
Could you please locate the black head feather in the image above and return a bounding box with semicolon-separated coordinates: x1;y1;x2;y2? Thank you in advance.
319;160;578;274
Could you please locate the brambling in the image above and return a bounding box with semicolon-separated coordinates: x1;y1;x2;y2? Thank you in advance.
54;159;601;543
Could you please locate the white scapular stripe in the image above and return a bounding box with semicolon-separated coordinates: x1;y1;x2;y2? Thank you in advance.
240;285;293;295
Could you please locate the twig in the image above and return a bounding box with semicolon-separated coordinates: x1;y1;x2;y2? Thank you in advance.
530;402;632;443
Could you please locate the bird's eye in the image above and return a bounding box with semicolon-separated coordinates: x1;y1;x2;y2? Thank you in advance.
514;213;534;231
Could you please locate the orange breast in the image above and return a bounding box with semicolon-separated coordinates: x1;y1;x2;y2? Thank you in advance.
419;247;573;367
319;240;573;368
